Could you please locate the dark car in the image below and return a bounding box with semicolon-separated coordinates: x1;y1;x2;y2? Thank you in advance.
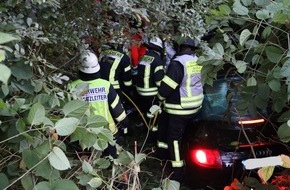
183;74;288;189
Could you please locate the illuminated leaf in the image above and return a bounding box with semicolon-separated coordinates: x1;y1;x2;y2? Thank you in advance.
240;29;252;46
258;166;274;183
0;64;11;85
88;177;102;188
0;32;20;44
27;102;45;125
48;146;71;171
247;76;257;86
281;154;290;168
55;117;79;136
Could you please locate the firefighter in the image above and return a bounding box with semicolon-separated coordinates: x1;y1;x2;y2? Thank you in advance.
98;39;133;117
135;37;165;128
69;50;129;157
152;37;204;189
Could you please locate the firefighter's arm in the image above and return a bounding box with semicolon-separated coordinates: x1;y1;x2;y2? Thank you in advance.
157;61;183;101
154;58;165;87
107;85;126;122
121;54;133;87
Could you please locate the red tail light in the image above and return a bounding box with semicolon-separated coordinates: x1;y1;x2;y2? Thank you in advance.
190;148;222;169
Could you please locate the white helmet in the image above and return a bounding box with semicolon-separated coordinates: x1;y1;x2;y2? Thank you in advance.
149;37;163;49
79;51;100;74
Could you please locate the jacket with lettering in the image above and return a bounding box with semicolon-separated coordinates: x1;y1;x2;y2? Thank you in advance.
157;50;204;115
99;46;132;90
69;76;126;134
135;50;165;96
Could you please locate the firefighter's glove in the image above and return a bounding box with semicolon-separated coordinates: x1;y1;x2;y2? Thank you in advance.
146;105;162;119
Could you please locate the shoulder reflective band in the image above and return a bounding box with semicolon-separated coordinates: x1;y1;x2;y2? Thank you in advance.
162;75;178;90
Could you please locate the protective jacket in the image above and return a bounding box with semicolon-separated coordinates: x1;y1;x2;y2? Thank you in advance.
135;50;164;96
99;46;132;90
157;50;203;115
69;78;126;134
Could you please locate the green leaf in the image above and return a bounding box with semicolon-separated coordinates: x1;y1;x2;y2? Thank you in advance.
76;173;93;186
71;128;98;149
88;177;102;188
93;139;108;151
239;29;252;46
254;96;267;109
87;115;108;128
21;175;34;190
53;179;79;190
48;146;71;171
235;60;247;73
35;160;60;180
0;64;11;85
233;2;249;15
268;79;281;92
280;58;290;77
55;117;79;136
277;123;290;142
0;50;5;62
0;32;20;44
241;0;252;6
212;43;224;58
265;46;283;63
278;110;290;122
94;158;111;169
33;181;51;190
272;12;288;24
22;149;41;169
62;100;89;117
257;84;270;100
11;62;33;79
262;26;271;39
114;151;134;165
135;153;146;165
13;80;34;94
82;160;93;174
162;178;181;190
247;76;257;86
218;4;231;15
256;9;270;19
16;119;33;142
0;173;9;190
27;17;33;26
254;0;269;6
27;102;45;125
258;166;274;183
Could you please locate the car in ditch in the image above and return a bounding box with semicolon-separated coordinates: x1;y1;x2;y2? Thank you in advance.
183;73;288;189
